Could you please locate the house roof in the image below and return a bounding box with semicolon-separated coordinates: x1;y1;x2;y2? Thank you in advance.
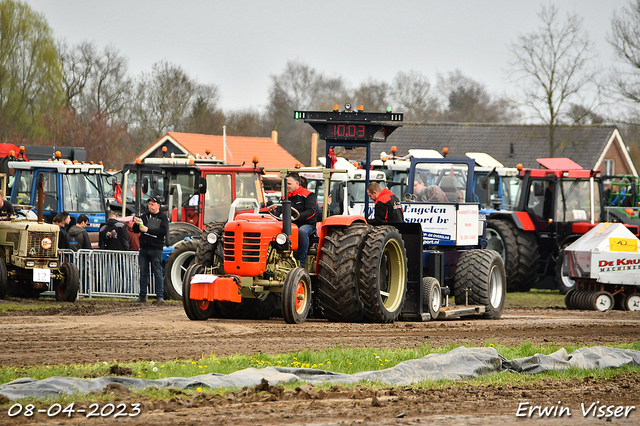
139;132;303;170
342;122;635;172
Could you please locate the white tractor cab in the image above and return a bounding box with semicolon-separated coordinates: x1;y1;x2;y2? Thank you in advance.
465;152;520;211
371;149;443;200
299;157;387;217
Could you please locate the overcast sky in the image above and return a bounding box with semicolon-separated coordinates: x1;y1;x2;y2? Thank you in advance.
25;0;630;112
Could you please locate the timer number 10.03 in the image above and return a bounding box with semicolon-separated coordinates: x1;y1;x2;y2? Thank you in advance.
328;124;366;139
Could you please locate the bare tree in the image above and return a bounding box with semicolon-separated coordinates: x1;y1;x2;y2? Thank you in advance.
83;45;132;122
436;70;519;123
353;79;392;112
57;39;95;110
610;0;640;106
391;70;439;122
508;4;600;156
130;61;219;148
267;60;349;163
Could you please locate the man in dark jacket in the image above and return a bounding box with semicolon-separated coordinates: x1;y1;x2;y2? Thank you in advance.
99;212;130;251
66;214;92;250
274;172;317;267
132;196;168;303
366;182;404;225
53;214;69;250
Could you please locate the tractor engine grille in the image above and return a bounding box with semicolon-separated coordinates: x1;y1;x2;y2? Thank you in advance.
224;230;262;263
27;231;58;258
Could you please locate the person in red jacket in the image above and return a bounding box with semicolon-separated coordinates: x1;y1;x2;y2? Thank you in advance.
366;182;404;225
272;172;317;267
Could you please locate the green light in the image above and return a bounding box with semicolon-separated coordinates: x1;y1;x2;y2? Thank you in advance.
386;106;392;112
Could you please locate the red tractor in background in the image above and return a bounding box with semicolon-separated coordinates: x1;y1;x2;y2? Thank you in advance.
485;158;639;294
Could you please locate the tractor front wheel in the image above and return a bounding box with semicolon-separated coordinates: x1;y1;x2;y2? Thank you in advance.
422;276;441;320
182;263;214;321
54;262;80;302
282;267;312;324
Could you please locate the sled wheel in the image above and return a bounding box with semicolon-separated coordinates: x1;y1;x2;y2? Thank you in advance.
624;293;640;311
564;289;576;309
422;276;441;320
592;291;614;312
282;267;312;324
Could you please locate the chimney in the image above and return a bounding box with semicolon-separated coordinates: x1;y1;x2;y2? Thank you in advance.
311;133;318;167
271;130;278;145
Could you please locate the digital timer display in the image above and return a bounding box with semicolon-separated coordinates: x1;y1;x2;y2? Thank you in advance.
327;124;367;139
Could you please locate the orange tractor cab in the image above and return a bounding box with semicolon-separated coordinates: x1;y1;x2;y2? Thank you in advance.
184;105;506;324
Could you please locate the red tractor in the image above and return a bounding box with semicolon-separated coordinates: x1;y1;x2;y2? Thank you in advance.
486;158;613;294
183;106;506;324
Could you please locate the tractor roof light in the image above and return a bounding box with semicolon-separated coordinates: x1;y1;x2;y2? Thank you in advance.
252;156;259;167
358;105;364;111
562;171;570;177
516;163;523;171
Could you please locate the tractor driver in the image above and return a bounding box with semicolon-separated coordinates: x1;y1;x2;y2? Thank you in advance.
277;172;317;267
367;182;404;225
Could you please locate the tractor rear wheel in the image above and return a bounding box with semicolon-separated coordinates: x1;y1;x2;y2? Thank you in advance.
182;263;214;320
454;249;506;319
167;228;198;247
54;262;80;302
422;276;441;320
486;220;519;292
282;267;312;324
358;226;407;323
0;259;7;299
165;240;197;300
316;223;370;322
195;222;226;266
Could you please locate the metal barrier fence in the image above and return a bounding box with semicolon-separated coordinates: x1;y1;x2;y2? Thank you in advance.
54;250;158;298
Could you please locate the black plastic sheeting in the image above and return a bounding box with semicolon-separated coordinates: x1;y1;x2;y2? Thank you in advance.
1;346;638;400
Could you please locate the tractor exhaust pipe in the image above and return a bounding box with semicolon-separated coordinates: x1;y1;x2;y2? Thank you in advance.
36;174;44;223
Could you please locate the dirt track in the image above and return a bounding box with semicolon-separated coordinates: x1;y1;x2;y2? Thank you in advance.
0;299;638;425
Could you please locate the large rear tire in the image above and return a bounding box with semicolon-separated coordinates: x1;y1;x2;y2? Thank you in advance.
164;240;198;300
316;224;370;322
195;222;226;266
454;249;506;319
54;262;80;302
0;259;7;299
358;226;407;323
182;263;214;321
282;267;312;324
486;219;519;292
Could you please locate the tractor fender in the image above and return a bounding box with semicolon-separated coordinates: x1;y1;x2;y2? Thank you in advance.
168;221;201;235
488;211;535;231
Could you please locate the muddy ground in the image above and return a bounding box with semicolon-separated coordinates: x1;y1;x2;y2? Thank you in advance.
0;299;638;425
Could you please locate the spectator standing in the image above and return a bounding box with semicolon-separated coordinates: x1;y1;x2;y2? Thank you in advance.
366;182;404;225
132;196;168;303
0;190;15;219
66;214;92;251
52;214;69;249
99;212;130;251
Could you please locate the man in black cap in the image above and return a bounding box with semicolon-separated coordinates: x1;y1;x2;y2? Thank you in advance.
132;196;168;303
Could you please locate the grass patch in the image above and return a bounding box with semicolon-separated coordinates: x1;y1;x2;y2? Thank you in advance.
504;289;565;308
1;341;638;387
0;302;64;312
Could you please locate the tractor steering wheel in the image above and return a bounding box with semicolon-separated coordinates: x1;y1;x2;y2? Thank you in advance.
268;204;300;222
